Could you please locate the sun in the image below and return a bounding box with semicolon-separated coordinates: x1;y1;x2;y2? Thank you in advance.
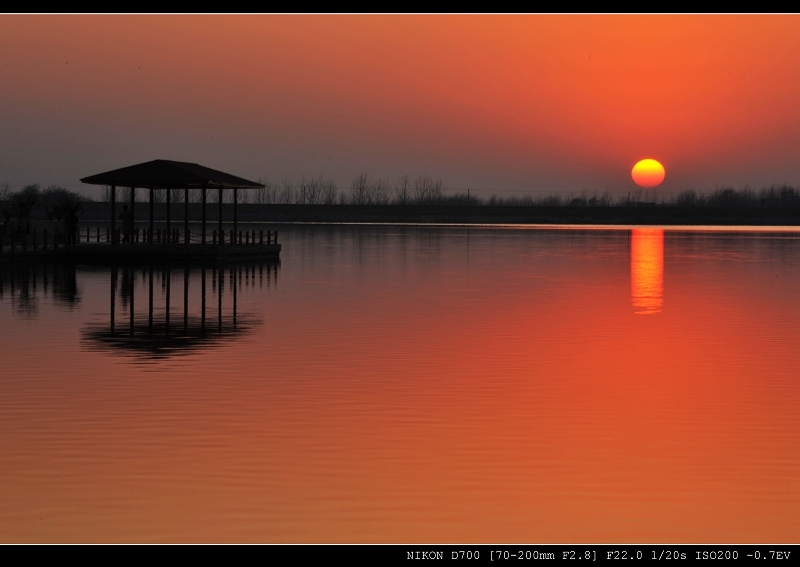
631;159;665;188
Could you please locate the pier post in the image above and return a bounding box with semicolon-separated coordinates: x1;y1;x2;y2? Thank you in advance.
184;186;189;245
130;186;135;245
149;186;154;244
202;184;207;245
166;187;171;245
111;184;116;245
218;187;223;244
233;188;238;242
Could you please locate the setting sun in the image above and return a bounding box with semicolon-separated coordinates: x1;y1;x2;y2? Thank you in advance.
632;159;666;188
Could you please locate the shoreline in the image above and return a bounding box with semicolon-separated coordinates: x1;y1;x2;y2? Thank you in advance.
71;202;800;227
5;201;800;228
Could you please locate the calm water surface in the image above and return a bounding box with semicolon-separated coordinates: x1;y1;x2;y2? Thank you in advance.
1;225;799;542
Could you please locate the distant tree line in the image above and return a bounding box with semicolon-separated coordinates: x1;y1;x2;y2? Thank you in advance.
5;178;800;210
250;174;447;206
247;179;800;208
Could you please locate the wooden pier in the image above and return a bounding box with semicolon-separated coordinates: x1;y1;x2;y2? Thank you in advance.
2;160;281;265
0;229;280;265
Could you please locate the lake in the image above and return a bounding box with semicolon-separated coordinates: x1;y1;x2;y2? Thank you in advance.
1;225;799;543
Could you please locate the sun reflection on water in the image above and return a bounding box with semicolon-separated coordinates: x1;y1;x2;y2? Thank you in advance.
631;228;664;315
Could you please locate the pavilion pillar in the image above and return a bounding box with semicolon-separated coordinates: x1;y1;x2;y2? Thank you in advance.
184;186;189;245
218;187;223;244
233;188;238;244
201;184;207;245
111;185;116;245
149;186;154;244
130;186;135;245
166;186;171;245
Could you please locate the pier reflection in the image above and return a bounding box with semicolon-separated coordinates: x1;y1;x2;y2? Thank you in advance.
82;261;278;358
0;263;79;316
631;228;664;315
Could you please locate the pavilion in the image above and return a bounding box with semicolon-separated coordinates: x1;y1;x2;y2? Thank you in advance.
80;159;266;246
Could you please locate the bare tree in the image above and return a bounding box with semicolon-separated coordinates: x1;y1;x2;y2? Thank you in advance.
414;175;443;204
301;177;322;204
372;179;391;204
255;176;278;204
190;188;205;203
140;187;163;203
351;173;369;205
394;175;410;205
279;180;295;204
322;178;338;204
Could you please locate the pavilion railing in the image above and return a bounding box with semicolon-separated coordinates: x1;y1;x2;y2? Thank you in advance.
1;227;278;253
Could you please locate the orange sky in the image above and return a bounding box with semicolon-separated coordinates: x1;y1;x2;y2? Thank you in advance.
2;14;800;197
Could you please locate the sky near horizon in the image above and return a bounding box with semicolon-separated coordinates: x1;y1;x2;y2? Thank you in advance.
2;14;800;199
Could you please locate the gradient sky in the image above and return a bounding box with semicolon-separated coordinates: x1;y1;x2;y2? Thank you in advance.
2;14;800;199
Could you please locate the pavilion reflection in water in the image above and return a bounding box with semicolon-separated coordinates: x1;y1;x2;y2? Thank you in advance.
82;261;278;358
630;228;664;315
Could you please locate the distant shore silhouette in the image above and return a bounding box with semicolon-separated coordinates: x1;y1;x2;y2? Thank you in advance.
3;182;800;227
68;200;800;227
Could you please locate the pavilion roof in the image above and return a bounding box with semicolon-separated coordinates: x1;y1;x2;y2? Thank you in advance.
80;160;264;189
